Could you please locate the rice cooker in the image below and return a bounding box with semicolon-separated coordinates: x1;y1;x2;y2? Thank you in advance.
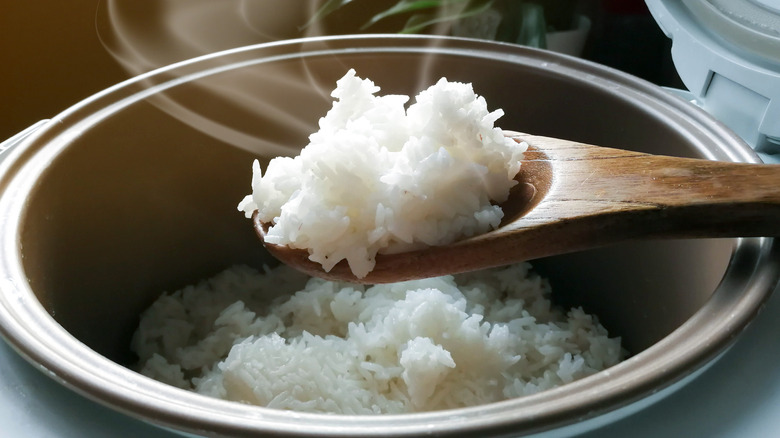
2;1;780;436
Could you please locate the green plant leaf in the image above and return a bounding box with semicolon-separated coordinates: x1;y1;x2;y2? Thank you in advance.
396;0;495;34
361;0;447;30
303;0;355;29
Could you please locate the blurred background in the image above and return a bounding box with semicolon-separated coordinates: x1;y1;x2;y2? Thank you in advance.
0;0;682;142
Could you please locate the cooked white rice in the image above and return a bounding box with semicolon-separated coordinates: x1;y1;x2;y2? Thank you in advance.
132;263;624;414
238;69;527;278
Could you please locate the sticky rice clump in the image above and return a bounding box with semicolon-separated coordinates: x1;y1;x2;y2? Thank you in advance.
132;263;625;414
238;69;527;278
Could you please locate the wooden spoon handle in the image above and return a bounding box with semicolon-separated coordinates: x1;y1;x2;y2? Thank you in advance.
510;133;780;239
256;133;780;284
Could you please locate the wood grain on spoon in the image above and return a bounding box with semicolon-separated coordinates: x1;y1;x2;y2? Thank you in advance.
254;131;780;284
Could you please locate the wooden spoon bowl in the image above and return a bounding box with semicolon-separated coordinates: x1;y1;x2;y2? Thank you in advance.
255;131;780;283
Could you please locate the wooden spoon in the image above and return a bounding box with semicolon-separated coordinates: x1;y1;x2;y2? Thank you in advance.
253;131;780;284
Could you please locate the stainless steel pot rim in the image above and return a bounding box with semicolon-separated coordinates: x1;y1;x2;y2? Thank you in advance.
0;35;776;437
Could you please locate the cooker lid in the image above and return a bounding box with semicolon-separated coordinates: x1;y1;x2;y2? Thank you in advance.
647;0;780;161
689;0;780;64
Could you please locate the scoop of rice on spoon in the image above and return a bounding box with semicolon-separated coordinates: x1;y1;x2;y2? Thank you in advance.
242;70;780;284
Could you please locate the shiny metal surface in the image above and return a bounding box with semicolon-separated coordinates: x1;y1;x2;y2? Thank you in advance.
0;35;777;437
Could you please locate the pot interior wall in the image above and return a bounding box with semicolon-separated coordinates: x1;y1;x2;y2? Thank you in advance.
18;48;732;365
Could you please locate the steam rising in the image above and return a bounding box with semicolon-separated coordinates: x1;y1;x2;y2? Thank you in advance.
98;1;328;74
96;0;458;155
96;1;330;154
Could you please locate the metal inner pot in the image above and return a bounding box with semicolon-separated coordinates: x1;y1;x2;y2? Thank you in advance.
0;35;776;437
